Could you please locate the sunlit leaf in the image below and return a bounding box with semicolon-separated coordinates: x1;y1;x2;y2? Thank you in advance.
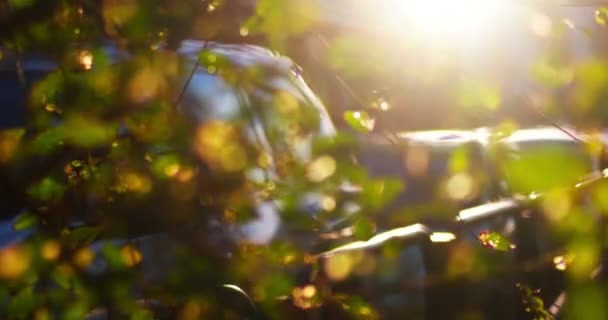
0;128;24;163
573;60;608;114
344;111;374;133
595;8;608;25
62;301;89;320
61;115;116;147
518;284;554;320
30;128;63;155
9;0;34;9
361;178;403;210
478;231;515;251
353;218;374;240
531;57;574;88
51;264;74;289
13;211;37;231
245;0;319;37
27;177;66;202
8;287;36;318
500;143;590;194
563;283;607;320
459;80;501;110
448;146;470;173
66;226;101;248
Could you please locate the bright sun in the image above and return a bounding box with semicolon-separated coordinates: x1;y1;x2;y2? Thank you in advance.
373;0;516;50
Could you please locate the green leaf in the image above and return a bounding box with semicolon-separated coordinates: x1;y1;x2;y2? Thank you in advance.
61;115;116;148
448;146;470;173
101;243;127;269
353;218;374;240
62;301;89;320
66;226;101;248
27;177;67;202
8;287;36;318
9;0;34;10
30;127;63;155
361;178;404;210
13;211;37;231
343;111;374;133
530;58;573;88
478;231;515;252
312;132;355;154
51;267;72;289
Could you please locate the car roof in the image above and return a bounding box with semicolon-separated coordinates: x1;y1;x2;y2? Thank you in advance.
396;130;480;147
502;127;584;145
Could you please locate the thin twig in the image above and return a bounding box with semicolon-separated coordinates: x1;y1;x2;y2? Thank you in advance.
173;41;208;109
315;33;368;110
522;94;586;143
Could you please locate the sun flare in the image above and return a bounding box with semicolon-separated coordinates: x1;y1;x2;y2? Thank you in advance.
373;0;515;49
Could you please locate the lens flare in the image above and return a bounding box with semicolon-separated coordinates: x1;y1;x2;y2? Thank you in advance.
369;0;515;50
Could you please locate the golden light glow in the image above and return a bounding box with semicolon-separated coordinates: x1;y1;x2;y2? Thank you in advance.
0;245;30;279
542;190;571;222
78;50;93;70
553;255;568;271
404;144;429;177
371;0;514;50
180;300;204;320
446;173;475;201
121;244;143;267
0;129;24;163
324;252;358;281
292;285;318;309
73;248;95;269
307;155;336;182
41;240;61;261
320;195;337;211
194;121;247;172
123;172;152;193
531;13;552;37
164;163;181;177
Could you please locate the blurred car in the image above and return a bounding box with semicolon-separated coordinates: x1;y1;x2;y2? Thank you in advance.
312;125;605;319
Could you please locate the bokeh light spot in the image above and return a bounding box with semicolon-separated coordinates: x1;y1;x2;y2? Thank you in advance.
404;144;430;177
41;240;61;261
553;255;568;271
121;244;142;267
77;49;93;70
324;253;357;281
542;190;571;222
307;155;336;182
320;195;337;211
73;248;95;269
446;173;475;201
0;245;31;279
195;121;247;172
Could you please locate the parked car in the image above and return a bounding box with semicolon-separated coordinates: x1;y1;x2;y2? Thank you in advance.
312;125;606;319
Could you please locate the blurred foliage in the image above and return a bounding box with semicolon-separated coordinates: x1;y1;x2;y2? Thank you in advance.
1;0;608;319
